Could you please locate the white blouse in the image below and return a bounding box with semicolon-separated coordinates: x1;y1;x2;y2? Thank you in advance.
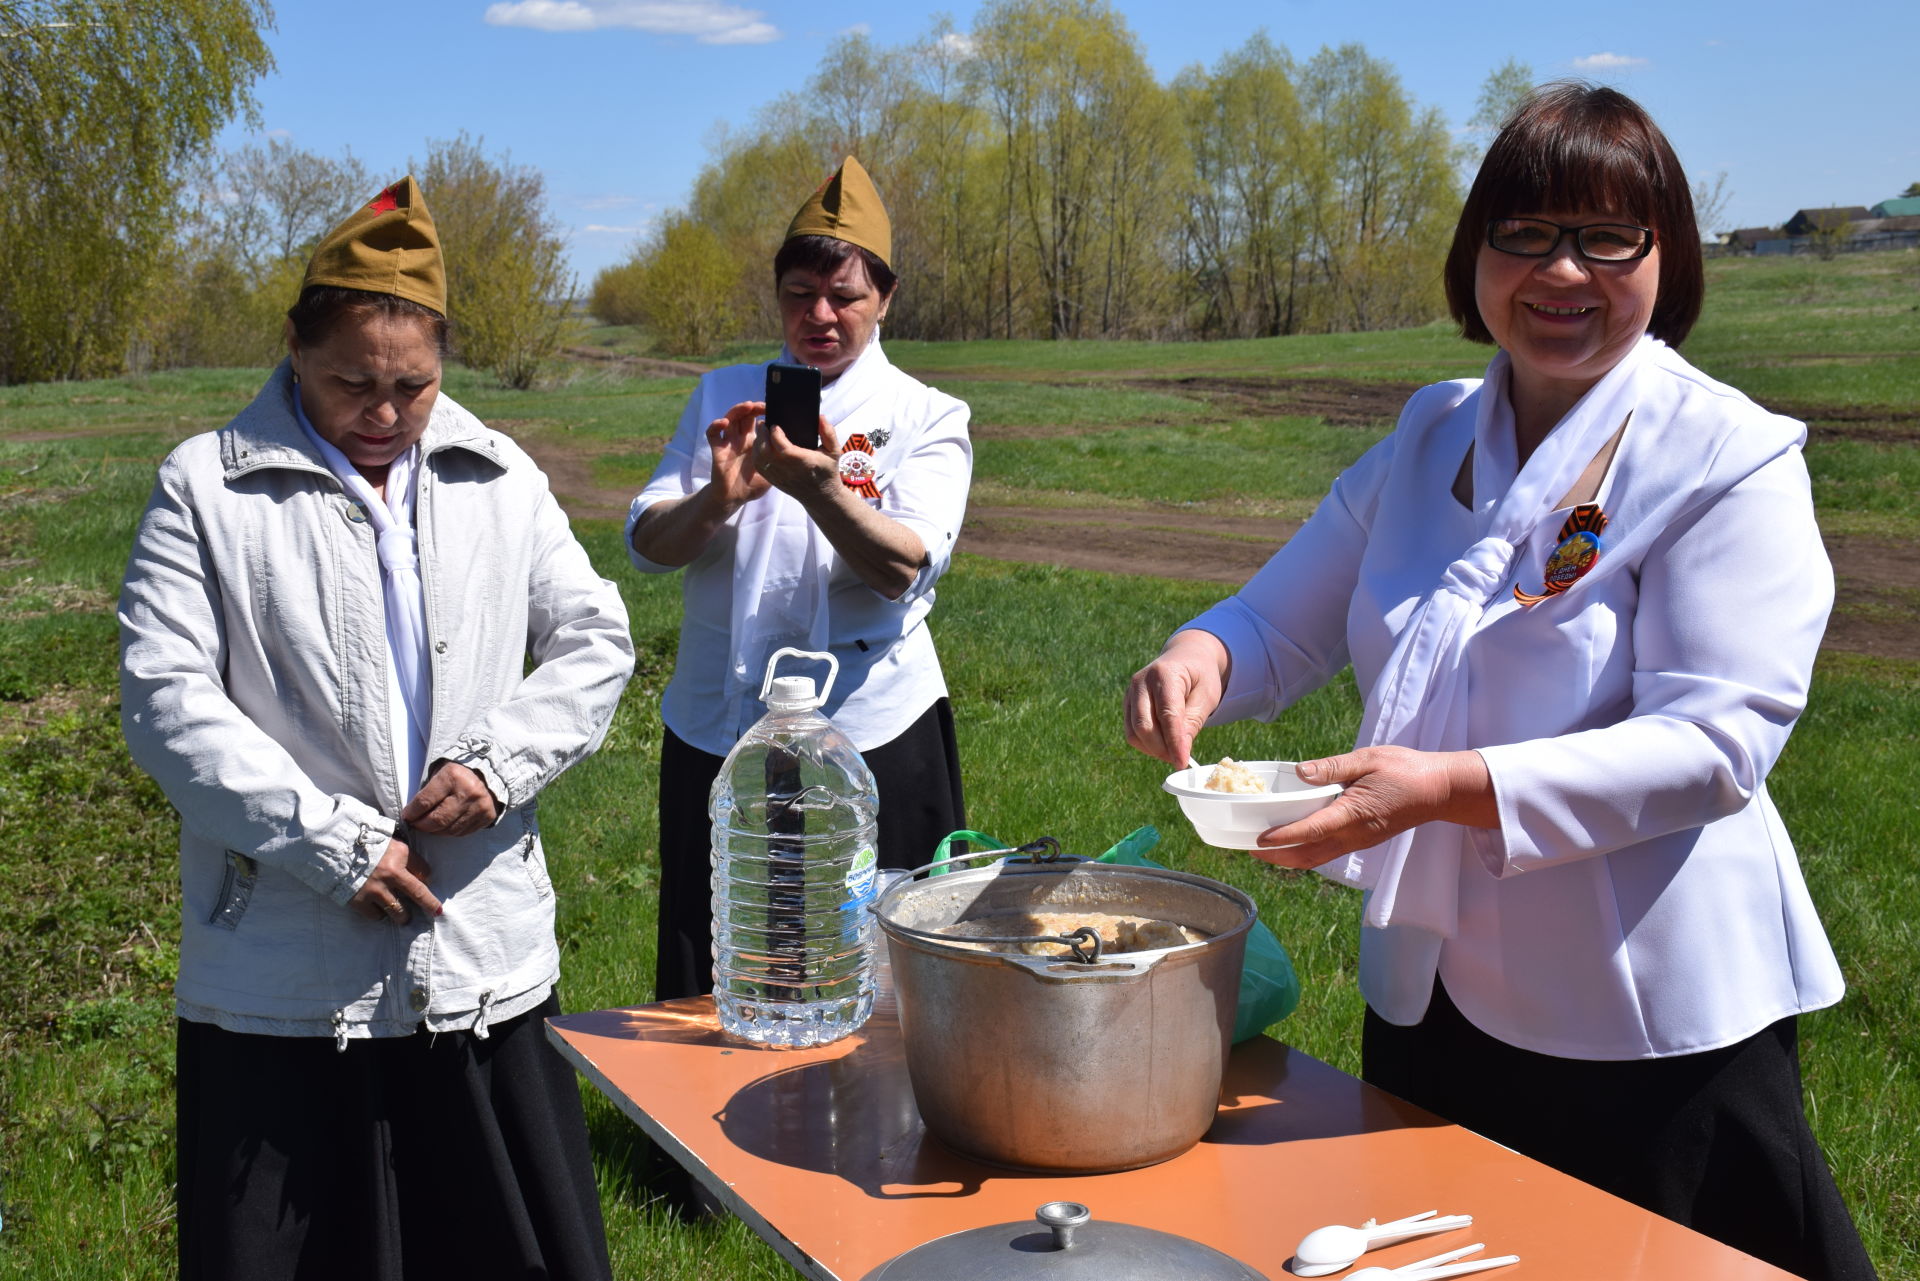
1187;343;1845;1060
628;342;972;756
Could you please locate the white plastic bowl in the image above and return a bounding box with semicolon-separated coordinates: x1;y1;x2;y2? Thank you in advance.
1162;761;1343;850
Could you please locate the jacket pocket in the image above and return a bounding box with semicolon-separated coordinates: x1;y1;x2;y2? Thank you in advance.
519;808;553;899
209;852;259;930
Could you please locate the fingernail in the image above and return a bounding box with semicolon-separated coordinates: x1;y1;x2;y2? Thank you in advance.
1296;761;1320;780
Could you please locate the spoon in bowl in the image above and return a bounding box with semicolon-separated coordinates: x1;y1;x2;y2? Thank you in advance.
1290;1211;1474;1277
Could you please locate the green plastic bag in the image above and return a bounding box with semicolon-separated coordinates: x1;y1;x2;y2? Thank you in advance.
1095;826;1300;1043
926;827;1301;1044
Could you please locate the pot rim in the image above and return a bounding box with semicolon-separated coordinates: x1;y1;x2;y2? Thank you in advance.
872;854;1256;980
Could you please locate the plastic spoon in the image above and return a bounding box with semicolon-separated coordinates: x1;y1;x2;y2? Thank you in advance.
1290;1211;1475;1277
1347;1242;1520;1281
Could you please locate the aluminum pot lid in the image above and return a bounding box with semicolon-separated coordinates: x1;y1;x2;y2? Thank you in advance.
868;1201;1268;1281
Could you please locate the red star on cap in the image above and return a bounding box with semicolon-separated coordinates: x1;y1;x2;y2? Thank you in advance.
365;186;400;214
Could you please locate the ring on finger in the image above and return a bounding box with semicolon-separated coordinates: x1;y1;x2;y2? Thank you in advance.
382;899;405;916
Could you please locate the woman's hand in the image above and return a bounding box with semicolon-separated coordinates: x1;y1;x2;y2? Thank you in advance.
707;401;773;508
759;415;929;599
348;835;441;924
401;760;499;837
755;412;841;498
1247;746;1495;870
1125;630;1232;767
630;400;775;567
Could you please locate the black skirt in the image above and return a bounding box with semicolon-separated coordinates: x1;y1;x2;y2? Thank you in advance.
1363;980;1877;1281
177;991;612;1281
653;696;966;1001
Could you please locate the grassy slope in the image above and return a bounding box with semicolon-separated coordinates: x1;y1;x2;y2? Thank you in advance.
1;250;1915;1278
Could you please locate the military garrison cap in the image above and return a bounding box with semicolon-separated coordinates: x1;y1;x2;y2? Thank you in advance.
784;156;891;269
301;175;447;315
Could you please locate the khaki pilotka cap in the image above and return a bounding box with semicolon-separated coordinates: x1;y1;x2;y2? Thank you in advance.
301;175;447;315
784;156;892;269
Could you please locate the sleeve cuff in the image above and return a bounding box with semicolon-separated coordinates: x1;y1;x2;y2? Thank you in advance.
624;493;679;574
1183;605;1277;726
445;736;514;817
304;803;397;906
1473;742;1535;873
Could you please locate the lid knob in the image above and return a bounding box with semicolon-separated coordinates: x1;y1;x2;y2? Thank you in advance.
1036;1202;1092;1251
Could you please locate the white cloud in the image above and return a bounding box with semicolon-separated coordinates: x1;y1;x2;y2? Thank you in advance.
484;0;780;43
584;223;647;234
1571;52;1648;71
265;127;294;139
841;21;871;36
937;31;976;58
485;1;595;31
580;193;641;211
702;19;778;44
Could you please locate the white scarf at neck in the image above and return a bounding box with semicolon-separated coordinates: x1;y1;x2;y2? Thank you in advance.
1325;335;1655;935
295;391;433;795
722;336;896;737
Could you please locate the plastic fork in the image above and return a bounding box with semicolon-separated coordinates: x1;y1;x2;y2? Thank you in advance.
1348;1242;1521;1281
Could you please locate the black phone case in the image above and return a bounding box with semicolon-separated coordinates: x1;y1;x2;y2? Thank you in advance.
765;362;821;450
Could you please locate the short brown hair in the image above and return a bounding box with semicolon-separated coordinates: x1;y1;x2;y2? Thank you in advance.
773;234;899;300
1445;82;1702;346
286;285;452;358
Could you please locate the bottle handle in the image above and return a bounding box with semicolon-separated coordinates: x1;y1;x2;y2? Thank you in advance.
760;647;839;706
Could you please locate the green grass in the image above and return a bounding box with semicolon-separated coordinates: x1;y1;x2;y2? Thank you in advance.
3;249;1918;1277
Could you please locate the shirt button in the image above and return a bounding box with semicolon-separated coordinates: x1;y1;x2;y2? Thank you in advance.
435;640;448;653
409;986;429;1012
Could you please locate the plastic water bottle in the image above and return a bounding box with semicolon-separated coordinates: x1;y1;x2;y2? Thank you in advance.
711;649;878;1047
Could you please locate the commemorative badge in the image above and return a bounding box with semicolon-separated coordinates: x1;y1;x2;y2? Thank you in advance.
837;432;881;499
1514;503;1609;606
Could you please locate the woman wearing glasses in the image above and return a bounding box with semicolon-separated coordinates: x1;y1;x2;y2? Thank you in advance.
1126;83;1874;1278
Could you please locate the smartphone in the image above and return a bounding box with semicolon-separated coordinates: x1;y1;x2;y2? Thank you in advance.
764;362;822;450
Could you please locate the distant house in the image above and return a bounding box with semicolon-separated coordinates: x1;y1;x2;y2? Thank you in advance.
1847;215;1920;251
1723;227;1783;251
1784;206;1872;235
1870;197;1920;218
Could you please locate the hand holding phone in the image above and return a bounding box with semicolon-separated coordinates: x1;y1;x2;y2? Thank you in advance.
764;362;822;450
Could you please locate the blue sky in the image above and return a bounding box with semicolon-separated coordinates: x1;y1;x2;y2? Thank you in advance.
225;1;1920;286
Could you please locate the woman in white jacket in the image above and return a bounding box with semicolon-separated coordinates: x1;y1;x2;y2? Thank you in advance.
119;177;633;1280
1126;85;1874;1279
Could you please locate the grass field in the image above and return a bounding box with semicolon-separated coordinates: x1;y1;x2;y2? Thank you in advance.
1;251;1916;1278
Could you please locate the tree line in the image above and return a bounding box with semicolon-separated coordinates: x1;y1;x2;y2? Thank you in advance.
1;0;1516;385
595;0;1504;355
0;3;570;388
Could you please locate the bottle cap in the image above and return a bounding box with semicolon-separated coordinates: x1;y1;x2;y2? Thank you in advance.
766;675;822;711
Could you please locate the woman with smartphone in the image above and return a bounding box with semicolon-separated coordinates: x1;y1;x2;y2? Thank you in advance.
626;157;974;1003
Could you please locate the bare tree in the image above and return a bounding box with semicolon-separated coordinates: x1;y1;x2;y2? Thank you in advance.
1691;170;1732;239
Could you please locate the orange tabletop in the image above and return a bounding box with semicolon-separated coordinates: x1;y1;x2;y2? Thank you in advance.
547;997;1793;1281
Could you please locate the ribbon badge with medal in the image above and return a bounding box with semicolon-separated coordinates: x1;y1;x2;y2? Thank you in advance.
1515;503;1609;606
838;431;882;499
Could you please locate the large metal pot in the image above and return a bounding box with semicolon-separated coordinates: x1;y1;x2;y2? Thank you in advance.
874;851;1255;1173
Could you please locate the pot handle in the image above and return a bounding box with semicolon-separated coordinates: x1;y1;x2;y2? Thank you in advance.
998;951;1167;982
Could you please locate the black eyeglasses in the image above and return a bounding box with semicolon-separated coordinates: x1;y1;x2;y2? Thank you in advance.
1487;218;1655;262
